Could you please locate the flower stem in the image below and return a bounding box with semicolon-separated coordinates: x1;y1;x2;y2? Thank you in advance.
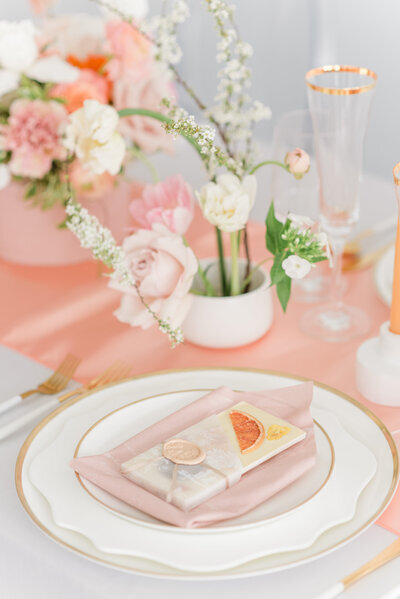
249;160;289;175
230;231;240;296
197;262;216;297
239;257;272;293
216;227;228;296
117;108;203;158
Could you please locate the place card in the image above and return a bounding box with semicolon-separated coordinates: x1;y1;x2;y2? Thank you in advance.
120;401;306;511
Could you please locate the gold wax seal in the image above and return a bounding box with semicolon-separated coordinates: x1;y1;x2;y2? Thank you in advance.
162;438;206;465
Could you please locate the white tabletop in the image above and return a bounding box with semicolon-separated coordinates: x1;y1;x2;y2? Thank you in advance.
0;345;399;599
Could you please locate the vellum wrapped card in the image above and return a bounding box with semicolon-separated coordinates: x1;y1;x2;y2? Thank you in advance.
121;401;306;511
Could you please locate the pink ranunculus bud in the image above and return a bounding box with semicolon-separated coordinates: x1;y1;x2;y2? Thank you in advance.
284;148;310;179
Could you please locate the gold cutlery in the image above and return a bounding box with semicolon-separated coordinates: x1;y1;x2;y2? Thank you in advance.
0;360;132;441
343;241;394;272
315;537;400;598
0;353;81;416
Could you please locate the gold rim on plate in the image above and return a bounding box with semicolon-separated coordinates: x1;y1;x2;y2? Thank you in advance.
73;388;335;532
15;367;399;578
305;65;377;96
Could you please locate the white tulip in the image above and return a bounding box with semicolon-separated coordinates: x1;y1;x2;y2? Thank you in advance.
282;255;312;279
0;164;10;190
64;100;126;176
197;173;257;233
25;56;78;84
0;21;38;73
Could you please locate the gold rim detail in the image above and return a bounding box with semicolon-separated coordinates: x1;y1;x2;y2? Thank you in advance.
15;367;399;579
73;388;335;532
305;65;377;96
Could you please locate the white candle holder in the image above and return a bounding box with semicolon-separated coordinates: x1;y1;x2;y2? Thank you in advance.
356;321;400;406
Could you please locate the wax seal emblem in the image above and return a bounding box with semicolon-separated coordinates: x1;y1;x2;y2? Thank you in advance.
162;438;206;465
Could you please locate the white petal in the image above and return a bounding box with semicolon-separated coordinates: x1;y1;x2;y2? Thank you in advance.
26;56;79;83
0;164;10;189
0;70;19;96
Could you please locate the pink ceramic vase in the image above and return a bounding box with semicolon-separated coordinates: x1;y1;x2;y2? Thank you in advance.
0;180;142;266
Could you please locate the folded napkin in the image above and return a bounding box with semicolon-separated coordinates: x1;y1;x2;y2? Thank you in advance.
71;383;316;528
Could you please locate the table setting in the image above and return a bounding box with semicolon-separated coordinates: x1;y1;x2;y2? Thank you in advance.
2;1;400;598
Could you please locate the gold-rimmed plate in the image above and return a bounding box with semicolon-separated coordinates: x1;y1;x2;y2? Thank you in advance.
16;368;398;579
73;389;335;532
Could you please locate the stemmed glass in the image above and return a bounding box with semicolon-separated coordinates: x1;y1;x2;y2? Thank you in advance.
301;65;377;341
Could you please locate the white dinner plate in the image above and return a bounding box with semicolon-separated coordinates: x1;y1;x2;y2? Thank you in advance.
16;368;398;579
27;397;376;571
73;394;335;532
374;244;394;306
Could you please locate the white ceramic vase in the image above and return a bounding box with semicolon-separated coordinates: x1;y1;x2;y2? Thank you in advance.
182;258;273;349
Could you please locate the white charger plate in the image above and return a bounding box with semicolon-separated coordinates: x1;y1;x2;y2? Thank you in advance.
374;244;394;306
27;397;376;571
16;368;399;579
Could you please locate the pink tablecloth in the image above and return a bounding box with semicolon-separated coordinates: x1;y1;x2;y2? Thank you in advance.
1;209;399;533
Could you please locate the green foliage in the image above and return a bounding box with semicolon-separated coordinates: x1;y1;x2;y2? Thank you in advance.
23;163;71;211
266;201;328;312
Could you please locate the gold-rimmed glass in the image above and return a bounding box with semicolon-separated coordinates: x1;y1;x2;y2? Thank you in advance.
301;65;377;342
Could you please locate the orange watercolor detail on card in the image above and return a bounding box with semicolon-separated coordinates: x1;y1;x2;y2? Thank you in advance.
229;410;265;454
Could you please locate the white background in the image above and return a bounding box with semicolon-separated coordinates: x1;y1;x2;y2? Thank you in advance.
2;0;400;179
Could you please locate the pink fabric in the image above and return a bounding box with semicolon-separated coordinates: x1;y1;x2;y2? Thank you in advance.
71;383;316;528
0;207;399;531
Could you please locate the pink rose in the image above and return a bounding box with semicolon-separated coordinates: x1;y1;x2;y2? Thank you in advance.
112;69;175;154
109;227;198;330
68;160;115;199
284;148;310;179
105;20;151;83
50;69;110;114
130;175;194;235
1;99;67;179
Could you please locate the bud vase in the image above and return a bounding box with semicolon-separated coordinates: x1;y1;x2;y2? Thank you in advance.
182;258;273;348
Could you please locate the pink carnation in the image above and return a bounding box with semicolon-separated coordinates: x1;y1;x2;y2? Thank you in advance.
106;20;151;83
50;69;110;114
130;175;194;235
113;70;175;154
109;227;198;330
1;99;67;179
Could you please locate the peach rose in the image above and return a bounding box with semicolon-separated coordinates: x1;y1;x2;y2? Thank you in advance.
106;20;151;83
50;69;109;114
284;148;310;179
109;226;197;329
68;160;115;199
113;69;175;154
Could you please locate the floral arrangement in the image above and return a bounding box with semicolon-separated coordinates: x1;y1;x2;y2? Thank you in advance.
0;7;173;208
3;0;330;346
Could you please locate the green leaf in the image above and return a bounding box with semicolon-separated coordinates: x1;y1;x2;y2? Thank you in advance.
269;253;286;285
276;275;292;312
265;201;284;255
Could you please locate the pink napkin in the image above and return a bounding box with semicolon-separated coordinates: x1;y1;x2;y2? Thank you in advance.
71;383;316;528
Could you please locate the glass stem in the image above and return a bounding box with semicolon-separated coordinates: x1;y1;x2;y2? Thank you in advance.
329;236;346;307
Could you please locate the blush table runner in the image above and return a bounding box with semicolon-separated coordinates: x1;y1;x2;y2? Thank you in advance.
0;209;399;534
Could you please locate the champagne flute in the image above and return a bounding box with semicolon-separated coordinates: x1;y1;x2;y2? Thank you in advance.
301;65;377;341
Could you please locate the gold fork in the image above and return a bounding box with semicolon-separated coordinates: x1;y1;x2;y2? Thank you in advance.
0;361;132;442
57;361;132;403
0;353;81;416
